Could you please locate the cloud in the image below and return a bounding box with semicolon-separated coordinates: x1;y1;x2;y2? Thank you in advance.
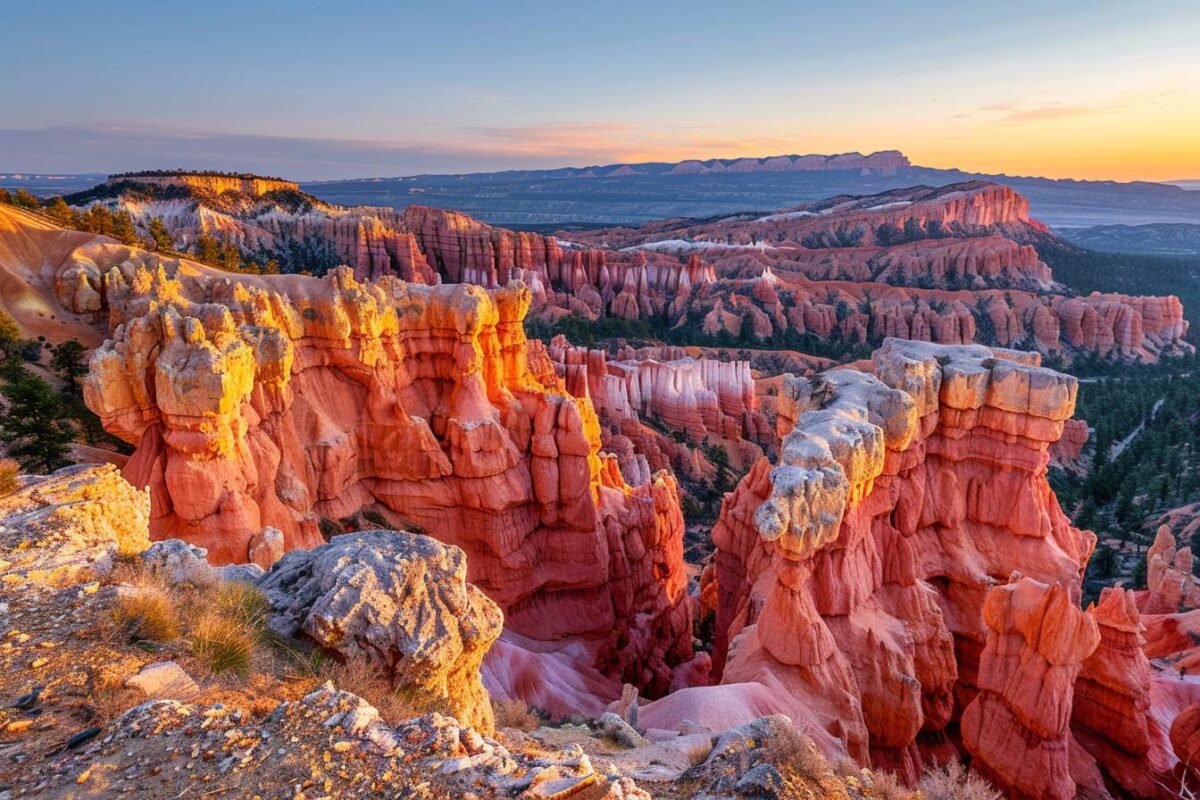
0;122;807;179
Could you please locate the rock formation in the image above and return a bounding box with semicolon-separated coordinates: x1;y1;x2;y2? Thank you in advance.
103;171;300;196
261;531;502;733
1144;524;1200;613
540;336;772;485
563;182;1191;362
0;463;150;585
81;256;692;696
69;178;1192;363
709;339;1096;783
960;576;1099;800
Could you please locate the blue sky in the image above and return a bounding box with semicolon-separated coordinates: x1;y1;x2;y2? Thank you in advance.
3;0;1198;180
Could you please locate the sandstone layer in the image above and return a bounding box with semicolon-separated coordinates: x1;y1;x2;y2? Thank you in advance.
79;254;692;696
710;339;1092;778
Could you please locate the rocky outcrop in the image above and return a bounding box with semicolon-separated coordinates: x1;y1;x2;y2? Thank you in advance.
104;172;299;196
1050;417;1089;470
710;339;1095;781
541;337;772;485
83;257;692;697
261;531;502;733
1144;524;1200;613
667;150;910;176
960;577;1099;800
0;463;150;585
778;235;1053;290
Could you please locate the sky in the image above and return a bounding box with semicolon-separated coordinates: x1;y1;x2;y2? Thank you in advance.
3;0;1198;182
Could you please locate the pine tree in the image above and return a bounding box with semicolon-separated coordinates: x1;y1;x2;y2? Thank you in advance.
50;340;88;395
0;375;74;472
45;197;77;228
12;189;40;210
147;217;175;252
111;210;140;245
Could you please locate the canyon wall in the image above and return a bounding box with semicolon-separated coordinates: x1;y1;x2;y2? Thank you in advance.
80;256;692;695
104;173;300;196
85;180;1193;363
538;336;772;485
706;338;1200;796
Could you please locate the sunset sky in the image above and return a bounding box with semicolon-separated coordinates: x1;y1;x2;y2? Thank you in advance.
3;0;1198;181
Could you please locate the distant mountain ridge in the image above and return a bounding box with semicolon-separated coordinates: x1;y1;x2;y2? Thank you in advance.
1056;222;1200;256
302;155;1200;229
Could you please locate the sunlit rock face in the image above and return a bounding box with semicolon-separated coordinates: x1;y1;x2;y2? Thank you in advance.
538;336;773;487
82;257;692;696
709;339;1097;782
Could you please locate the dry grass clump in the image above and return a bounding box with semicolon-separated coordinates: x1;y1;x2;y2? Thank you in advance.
918;761;1002;800
492;698;542;731
112;586;181;642
190;612;256;676
0;457;19;496
762;724;834;787
189;583;269;676
320;656;425;724
869;770;917;800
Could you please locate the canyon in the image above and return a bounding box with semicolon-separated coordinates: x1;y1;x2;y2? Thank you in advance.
68;174;1192;365
3;191;1200;798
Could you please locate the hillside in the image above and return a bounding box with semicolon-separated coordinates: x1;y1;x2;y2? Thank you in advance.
1056;222;1200;255
301;154;1200;228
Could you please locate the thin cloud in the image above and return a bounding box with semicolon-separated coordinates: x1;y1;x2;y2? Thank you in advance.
0;122;812;179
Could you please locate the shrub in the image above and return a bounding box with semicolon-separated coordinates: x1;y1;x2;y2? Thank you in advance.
113;587;181;642
190;610;256;676
0;458;19;496
869;770;916;799
492;698;542;731
918;761;1002;800
762;724;832;785
321;656;425;724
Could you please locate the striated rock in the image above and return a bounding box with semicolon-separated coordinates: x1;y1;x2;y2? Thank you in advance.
83;257;693;698
1051;417;1089;470
124;661;201;701
542;337;772;486
0;464;150;585
261;531;502;733
1144;525;1200;613
711;339;1095;779
565;182;1191;363
960;576;1099;800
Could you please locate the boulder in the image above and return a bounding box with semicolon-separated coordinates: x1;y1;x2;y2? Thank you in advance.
260;531;502;733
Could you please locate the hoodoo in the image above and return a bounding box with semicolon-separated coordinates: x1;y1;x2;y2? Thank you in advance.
79;252;693;697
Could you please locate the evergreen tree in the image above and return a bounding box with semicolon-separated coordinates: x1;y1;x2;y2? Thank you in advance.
12;189;40;210
111;210;140;245
0;309;19;358
50;340;88;395
0;375;74;472
45;197;77;228
147;217;175;252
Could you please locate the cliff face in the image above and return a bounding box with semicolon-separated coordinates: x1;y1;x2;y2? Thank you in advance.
710;339;1093;777
558;181;1192;362
85;180;1192;363
81;256;692;695
103;173;300;196
706;339;1200;796
538;337;772;486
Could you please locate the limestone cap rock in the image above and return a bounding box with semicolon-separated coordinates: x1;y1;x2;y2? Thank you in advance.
260;530;503;733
